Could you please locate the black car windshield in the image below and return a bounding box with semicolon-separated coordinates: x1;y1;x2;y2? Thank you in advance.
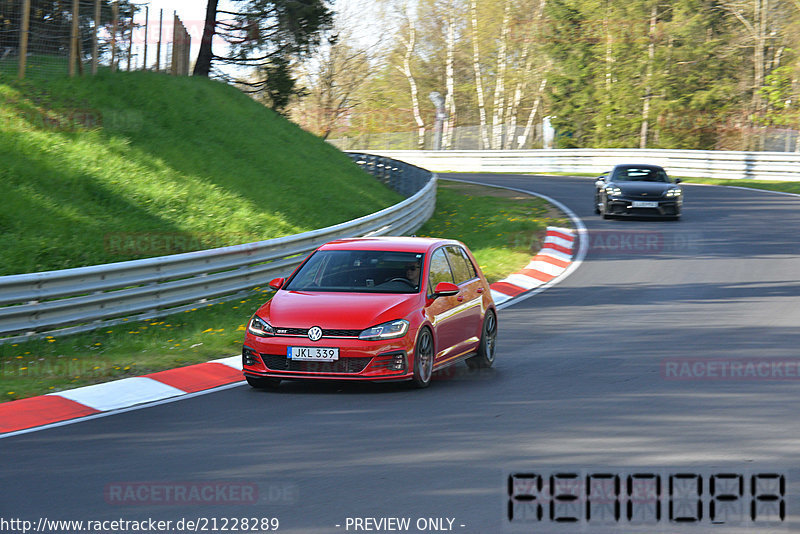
284;250;425;293
612;167;670;182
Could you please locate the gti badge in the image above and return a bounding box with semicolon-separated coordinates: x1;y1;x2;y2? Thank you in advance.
308;326;323;342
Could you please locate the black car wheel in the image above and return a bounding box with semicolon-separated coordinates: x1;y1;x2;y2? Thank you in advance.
466;309;497;369
246;376;281;389
412;328;434;388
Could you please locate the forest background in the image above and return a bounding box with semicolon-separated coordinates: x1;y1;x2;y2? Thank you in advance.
286;0;800;152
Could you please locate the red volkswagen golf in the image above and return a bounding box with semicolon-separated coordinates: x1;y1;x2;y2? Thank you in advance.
242;237;497;389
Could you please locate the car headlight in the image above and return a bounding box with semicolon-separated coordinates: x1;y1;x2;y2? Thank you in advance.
606;186;622;196
359;319;410;340
665;188;682;197
247;315;275;337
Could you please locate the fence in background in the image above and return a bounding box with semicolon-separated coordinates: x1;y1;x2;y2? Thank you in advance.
0;0;190;80
330;123;547;152
0;154;436;343
366;148;800;181
329;125;800;153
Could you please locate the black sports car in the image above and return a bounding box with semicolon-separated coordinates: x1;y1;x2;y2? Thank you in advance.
594;164;683;219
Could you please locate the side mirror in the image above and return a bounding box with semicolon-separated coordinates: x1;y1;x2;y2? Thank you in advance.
674;178;682;184
432;282;459;297
268;277;285;291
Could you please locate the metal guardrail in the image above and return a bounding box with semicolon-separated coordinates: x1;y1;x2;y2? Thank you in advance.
367;149;800;181
0;154;436;342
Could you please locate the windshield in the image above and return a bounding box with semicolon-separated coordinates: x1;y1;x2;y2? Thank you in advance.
612;167;670;182
284;250;425;293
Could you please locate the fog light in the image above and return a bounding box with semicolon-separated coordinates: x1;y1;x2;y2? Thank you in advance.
242;347;258;366
393;354;405;370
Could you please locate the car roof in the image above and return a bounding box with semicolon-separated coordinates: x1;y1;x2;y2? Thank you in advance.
319;236;459;254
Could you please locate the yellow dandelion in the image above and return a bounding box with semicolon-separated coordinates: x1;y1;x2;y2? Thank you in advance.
7;392;14;395
47;339;55;343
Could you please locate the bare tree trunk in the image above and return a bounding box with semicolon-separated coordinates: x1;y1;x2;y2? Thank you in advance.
193;0;219;77
470;0;490;149
491;0;512;149
396;24;425;148
503;45;531;150
504;0;546;149
518;78;547;148
639;2;658;149
443;6;457;149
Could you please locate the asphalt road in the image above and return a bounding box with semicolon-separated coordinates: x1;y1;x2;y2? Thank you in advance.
3;174;800;534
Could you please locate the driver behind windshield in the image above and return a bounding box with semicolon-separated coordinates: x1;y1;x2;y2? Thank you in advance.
404;261;421;289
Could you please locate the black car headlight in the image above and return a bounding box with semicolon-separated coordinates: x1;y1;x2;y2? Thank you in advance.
359;319;409;340
606;186;622;196
247;315;275;337
665;188;682;197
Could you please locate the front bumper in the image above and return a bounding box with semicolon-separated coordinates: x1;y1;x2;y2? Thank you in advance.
606;197;682;217
242;333;414;382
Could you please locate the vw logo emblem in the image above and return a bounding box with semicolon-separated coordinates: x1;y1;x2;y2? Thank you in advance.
308;326;323;342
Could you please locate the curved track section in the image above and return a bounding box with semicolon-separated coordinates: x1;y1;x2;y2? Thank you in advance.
3;174;800;533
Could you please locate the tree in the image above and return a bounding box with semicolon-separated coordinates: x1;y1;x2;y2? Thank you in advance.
193;0;333;112
291;31;374;139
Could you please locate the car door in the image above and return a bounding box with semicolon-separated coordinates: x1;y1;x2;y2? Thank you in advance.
444;245;484;354
424;247;462;364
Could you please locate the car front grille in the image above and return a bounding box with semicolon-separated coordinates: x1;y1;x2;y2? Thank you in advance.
261;354;372;374
273;327;362;338
626;192;664;200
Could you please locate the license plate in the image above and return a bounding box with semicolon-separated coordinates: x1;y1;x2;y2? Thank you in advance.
632;201;658;208
287;346;339;361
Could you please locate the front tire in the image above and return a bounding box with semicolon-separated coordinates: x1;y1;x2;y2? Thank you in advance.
412;328;434;388
466;309;498;369
246;376;281;389
601;200;611;219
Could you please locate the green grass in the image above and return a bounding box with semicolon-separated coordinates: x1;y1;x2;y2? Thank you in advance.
680;177;800;194
0;69;402;274
0;179;569;402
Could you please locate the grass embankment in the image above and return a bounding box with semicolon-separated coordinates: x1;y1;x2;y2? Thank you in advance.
0;70;402;274
0;180;568;401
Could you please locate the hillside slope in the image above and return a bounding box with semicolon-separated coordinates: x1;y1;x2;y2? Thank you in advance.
0;71;401;275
